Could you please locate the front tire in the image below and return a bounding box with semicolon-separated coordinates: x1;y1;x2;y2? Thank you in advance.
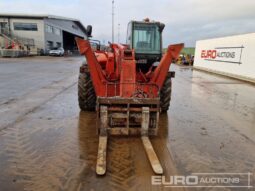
78;65;96;111
160;72;172;112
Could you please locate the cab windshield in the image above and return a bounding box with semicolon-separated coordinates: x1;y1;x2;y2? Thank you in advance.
133;23;161;54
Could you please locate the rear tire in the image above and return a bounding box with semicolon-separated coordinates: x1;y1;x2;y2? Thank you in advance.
78;64;96;111
160;73;172;112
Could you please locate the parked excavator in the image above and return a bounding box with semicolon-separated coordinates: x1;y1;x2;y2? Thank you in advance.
76;18;183;175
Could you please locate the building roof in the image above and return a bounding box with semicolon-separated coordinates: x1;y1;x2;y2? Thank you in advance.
0;13;88;35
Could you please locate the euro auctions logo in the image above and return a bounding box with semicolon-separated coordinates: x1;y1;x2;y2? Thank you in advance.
201;50;235;59
151;173;253;188
200;46;244;64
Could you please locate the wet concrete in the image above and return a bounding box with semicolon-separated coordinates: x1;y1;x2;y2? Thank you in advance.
0;57;254;191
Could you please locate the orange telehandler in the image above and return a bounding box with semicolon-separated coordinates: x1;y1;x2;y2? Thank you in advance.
76;18;183;175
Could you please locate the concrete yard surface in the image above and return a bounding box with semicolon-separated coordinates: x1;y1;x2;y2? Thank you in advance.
0;56;254;191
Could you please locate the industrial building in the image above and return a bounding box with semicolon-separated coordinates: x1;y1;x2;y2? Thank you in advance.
0;14;88;54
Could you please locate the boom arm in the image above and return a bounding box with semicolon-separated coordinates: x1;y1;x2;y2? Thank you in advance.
76;37;183;98
150;43;184;89
76;37;107;96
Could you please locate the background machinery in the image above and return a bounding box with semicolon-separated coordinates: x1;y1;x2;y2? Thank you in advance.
76;18;183;175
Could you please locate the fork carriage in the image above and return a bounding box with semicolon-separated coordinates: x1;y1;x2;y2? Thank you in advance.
96;97;163;175
97;97;160;136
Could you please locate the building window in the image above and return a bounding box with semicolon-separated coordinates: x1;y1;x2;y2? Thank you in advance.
47;41;53;49
45;25;53;33
56;42;61;47
54;28;61;35
13;22;38;31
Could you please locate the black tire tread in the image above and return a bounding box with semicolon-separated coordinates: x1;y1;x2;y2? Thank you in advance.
160;73;172;112
78;65;96;111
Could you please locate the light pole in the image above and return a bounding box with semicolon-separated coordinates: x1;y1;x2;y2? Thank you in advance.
118;23;120;43
112;0;114;43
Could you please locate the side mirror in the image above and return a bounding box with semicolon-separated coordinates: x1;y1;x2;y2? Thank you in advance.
158;23;165;33
86;25;92;37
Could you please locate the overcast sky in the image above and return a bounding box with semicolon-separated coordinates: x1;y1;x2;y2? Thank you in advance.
1;0;255;47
